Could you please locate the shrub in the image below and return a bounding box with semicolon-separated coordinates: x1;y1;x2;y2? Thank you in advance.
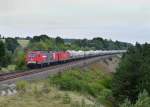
49;69;112;98
15;49;27;70
97;89;112;106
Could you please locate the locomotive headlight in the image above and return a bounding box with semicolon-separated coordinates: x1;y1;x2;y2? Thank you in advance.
28;61;36;64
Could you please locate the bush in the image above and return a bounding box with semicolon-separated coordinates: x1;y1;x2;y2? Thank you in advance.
50;72;89;92
49;69;112;98
97;89;112;106
14;48;27;70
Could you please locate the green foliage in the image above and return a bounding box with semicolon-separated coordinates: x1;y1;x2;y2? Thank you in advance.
0;40;5;58
72;37;131;50
54;36;67;51
0;38;20;68
14;48;27;70
28;35;55;50
5;37;20;53
0;41;12;67
120;90;150;107
28;35;68;51
112;43;150;104
30;35;50;42
0;51;12;67
55;36;64;45
28;35;131;51
0;40;6;67
49;68;113;105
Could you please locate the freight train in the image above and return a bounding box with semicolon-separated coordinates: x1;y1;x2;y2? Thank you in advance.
26;50;126;68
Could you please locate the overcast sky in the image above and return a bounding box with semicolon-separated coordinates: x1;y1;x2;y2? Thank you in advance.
0;0;150;43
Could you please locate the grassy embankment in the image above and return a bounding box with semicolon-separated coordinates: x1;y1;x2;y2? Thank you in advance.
0;58;118;107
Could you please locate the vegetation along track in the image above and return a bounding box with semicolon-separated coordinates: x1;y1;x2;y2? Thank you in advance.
0;54;120;85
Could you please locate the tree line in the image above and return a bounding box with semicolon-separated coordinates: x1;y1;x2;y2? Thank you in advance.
0;35;131;70
27;35;132;51
71;37;132;50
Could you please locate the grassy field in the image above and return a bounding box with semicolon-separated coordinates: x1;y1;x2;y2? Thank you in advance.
0;65;16;73
17;40;29;48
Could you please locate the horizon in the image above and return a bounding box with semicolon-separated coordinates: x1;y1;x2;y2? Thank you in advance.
1;35;134;44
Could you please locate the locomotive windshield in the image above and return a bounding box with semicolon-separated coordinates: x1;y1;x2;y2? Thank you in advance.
29;53;37;58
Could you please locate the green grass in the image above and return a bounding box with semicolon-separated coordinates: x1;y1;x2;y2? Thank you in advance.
0;65;16;73
0;80;98;107
17;40;29;48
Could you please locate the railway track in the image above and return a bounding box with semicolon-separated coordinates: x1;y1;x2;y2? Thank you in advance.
0;64;64;81
0;54;120;85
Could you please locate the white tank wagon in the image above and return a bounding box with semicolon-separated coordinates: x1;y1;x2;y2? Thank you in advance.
67;50;126;59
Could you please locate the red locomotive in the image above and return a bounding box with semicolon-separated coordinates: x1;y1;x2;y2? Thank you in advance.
26;51;70;68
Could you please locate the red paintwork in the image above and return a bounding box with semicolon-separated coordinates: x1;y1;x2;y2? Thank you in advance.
53;51;70;61
26;51;48;64
26;51;71;65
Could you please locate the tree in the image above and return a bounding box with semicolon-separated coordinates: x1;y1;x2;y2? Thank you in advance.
0;40;5;58
54;37;66;51
91;37;105;50
112;43;150;104
28;35;54;50
26;36;32;40
30;35;50;42
55;37;64;45
5;38;20;53
0;40;11;67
